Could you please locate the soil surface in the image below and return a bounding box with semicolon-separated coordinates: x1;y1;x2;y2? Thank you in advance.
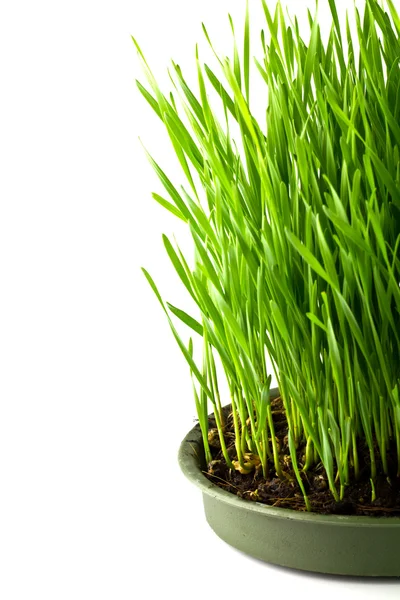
204;397;400;516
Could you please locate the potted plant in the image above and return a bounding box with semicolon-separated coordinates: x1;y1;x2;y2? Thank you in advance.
134;0;400;576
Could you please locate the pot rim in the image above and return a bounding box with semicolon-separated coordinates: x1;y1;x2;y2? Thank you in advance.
178;387;400;529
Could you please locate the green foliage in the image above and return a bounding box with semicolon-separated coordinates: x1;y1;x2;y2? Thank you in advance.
135;0;400;507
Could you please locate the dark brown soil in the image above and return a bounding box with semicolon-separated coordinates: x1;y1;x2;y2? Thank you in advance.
204;397;400;517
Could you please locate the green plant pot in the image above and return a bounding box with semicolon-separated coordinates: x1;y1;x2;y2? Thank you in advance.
178;388;400;577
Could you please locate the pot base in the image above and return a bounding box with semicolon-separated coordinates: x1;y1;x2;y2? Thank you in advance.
202;491;400;576
178;390;400;576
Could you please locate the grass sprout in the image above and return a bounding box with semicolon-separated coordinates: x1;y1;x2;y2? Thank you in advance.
135;0;400;508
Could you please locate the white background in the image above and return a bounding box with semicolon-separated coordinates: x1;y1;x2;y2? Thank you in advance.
1;0;400;597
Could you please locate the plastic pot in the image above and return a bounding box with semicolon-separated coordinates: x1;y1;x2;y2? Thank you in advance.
178;388;400;576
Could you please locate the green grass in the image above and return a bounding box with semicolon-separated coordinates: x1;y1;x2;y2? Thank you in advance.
135;0;400;508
